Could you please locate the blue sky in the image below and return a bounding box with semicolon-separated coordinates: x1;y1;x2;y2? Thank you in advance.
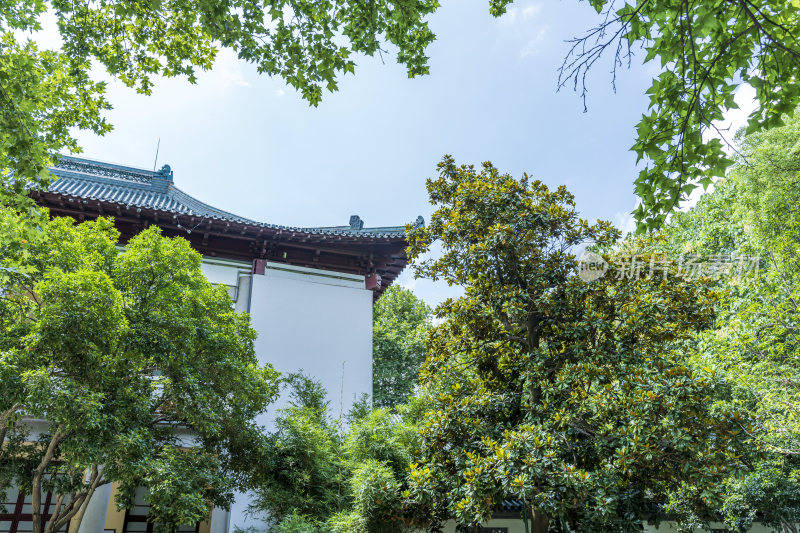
59;1;749;307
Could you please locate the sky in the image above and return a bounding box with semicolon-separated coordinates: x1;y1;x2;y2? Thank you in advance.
41;1;752;308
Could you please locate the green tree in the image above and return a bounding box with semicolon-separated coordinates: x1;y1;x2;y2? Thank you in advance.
656;111;800;532
0;213;280;533
373;285;431;409
404;156;748;533
250;373;420;533
251;373;345;525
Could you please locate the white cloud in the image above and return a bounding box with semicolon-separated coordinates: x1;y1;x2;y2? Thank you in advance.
680;83;757;211
704;83;757;155
396;269;418;291
13;10;62;49
493;3;548;59
520;27;548;58
275;89;286;97
496;3;542;27
613;209;637;236
197;48;251;91
521;5;542;18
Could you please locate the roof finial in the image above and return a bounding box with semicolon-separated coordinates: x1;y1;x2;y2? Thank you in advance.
349;215;364;230
158;164;173;181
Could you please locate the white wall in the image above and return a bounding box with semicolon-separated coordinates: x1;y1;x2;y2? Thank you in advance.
76;483;112;533
224;260;374;531
250;263;373;422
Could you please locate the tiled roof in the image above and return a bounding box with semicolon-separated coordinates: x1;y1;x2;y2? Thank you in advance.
499;499;524;512
49;156;412;238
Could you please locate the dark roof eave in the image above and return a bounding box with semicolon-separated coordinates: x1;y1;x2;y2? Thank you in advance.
32;191;409;300
36;191;409;243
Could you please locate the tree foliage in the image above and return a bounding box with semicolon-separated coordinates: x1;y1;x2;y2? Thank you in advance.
5;0;799;230
544;0;800;230
373;285;431;409
404;156;748;533
657;111;800;532
250;374;420;533
0;213;280;533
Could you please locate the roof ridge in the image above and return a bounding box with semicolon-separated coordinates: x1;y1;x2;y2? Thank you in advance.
56;155;157;185
48;156;411;238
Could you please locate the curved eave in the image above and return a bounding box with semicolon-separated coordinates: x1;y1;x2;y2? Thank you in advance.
31;190;409;300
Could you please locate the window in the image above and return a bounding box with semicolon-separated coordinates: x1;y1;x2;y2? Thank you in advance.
122;488;198;533
0;488;70;533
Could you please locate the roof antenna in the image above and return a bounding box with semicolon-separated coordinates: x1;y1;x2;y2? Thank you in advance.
152;138;161;171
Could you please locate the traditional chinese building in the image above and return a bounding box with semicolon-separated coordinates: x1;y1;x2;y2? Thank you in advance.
18;155;414;533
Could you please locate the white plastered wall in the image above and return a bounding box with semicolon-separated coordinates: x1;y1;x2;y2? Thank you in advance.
217;260;373;531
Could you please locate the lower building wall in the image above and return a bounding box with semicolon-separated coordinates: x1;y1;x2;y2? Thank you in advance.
644;522;778;533
76;484;217;533
435;519;784;533
74;484;112;533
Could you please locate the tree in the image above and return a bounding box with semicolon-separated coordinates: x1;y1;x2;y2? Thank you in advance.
655;111;800;533
404;156;748;533
250;373;421;533
543;0;800;230
250;373;346;526
0;0;438;188
0;213;280;533
373;285;431;409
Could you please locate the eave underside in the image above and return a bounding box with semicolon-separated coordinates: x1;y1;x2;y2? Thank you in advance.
32;192;409;300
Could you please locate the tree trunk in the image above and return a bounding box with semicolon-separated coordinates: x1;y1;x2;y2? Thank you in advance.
526;314;542;412
32;428;63;533
781;517;798;533
0;403;20;450
47;467;105;533
520;501;530;533
66;467;102;533
530;505;549;533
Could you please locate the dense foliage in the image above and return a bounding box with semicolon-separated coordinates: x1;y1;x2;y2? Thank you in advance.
0;213;280;533
372;285;431;409
656;111;800;533
404;156;748;533
250;374;420;533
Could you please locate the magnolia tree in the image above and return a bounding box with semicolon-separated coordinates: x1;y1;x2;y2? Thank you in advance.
404;157;749;533
0;213;279;533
